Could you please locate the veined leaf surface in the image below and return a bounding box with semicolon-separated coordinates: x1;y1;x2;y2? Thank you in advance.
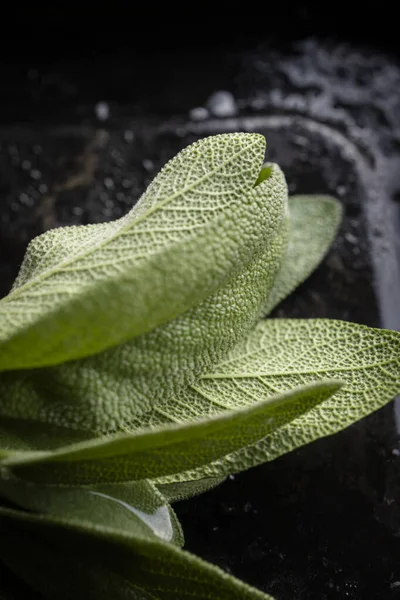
0;165;288;433
2;381;340;484
0;476;183;546
0;506;274;600
154;319;400;484
0;418;94;456
262;195;342;315
0;133;272;371
158;476;227;503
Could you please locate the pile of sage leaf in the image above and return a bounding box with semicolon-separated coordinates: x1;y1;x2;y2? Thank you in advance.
0;133;399;599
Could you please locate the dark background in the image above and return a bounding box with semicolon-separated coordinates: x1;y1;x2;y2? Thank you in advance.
1;4;400;599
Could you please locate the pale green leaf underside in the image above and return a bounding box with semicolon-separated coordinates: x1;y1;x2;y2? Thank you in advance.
262;195;342;315
0;476;183;546
0;133;273;371
0;507;274;600
157;194;341;502
0;418;94;455
2;381;340;484
0;166;288;434
154;319;400;484
0;419;226;503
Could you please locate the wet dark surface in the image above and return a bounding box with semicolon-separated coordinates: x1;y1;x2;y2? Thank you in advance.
1;33;400;599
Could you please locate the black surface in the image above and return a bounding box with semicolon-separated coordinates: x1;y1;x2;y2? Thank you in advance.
1;30;400;600
4;4;400;56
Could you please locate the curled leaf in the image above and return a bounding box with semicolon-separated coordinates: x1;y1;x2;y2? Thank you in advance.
0;505;274;600
156;319;400;483
263;194;342;315
157;477;227;503
0;133;271;371
2;381;340;484
0;166;288;433
0;476;183;546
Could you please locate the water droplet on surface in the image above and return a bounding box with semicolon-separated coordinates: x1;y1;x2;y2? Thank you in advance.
104;177;114;190
207;91;237;118
19;193;34;207
143;159;154;172
189;106;209;121
95;101;110;121
336;185;347;197
345;232;358;245
250;96;267;110
122;178;134;189
123;129;134;143
30;169;42;180
293;134;308;148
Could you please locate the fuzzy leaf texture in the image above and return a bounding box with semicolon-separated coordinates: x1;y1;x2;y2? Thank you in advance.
0;133;281;371
152;319;400;485
0;164;288;434
1;380;340;484
0;504;274;600
0;475;183;546
159;193;343;500
158;476;227;504
262;194;342;315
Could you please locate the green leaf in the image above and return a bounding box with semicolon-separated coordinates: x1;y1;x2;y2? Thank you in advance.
2;380;340;484
0;164;288;434
0;417;94;455
157;477;227;503
0;476;183;546
155;319;400;484
0;506;274;600
262;195;342;315
0;416;224;502
0;133;274;372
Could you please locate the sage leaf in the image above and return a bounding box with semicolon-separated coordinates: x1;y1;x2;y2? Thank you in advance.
0;165;288;433
0;133;272;371
155;319;400;484
0;418;94;456
0;506;274;600
263;195;342;315
157;477;227;503
0;476;183;546
2;381;340;484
